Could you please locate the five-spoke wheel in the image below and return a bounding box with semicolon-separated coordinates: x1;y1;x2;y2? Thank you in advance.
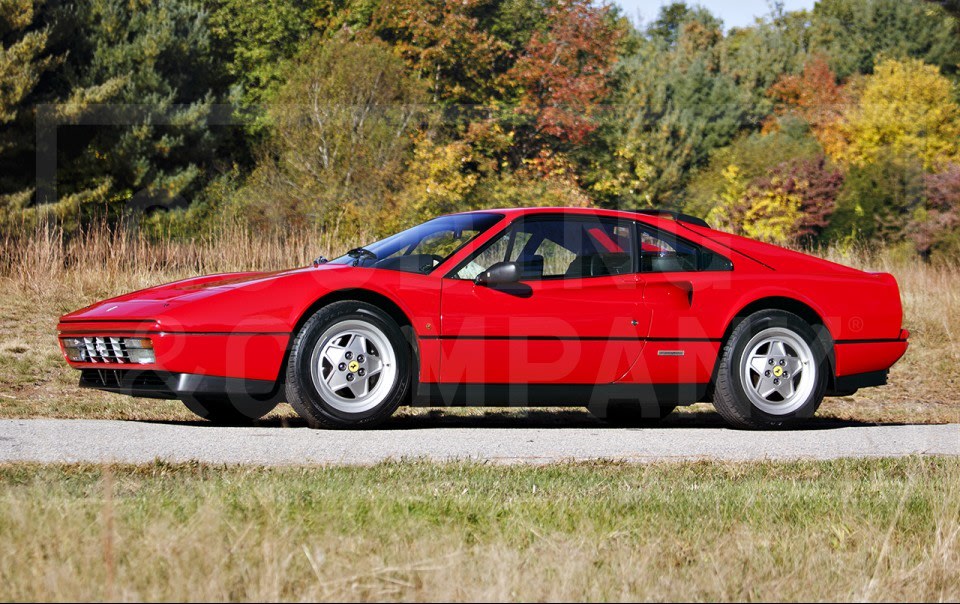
740;328;815;416
286;301;411;428
311;320;397;414
713;309;828;429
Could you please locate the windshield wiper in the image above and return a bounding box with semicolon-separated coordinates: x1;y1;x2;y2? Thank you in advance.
346;247;378;266
312;255;329;267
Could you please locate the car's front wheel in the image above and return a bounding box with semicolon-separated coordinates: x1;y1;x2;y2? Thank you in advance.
285;301;412;429
713;309;829;429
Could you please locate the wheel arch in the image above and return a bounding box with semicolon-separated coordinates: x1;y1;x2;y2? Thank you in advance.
276;288;420;388
710;296;837;393
297;288;415;332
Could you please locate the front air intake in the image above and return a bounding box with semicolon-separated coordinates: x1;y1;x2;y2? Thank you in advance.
60;336;155;364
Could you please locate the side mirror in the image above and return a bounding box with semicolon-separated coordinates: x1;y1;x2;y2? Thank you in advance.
475;261;521;286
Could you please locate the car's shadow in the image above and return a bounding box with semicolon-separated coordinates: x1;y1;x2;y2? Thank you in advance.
140;408;908;431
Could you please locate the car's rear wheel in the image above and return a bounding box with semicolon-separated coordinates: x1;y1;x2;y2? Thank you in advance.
181;394;278;425
713;309;829;429
285;301;412;429
591;402;676;426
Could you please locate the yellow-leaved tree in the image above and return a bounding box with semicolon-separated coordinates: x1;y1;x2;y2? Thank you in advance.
741;178;804;245
382;137;480;234
829;58;960;170
706;164;748;235
707;164;806;245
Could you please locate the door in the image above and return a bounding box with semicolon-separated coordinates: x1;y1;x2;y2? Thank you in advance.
619;224;736;387
439;215;648;385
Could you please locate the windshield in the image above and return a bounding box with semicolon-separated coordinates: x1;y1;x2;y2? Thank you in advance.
327;213;504;274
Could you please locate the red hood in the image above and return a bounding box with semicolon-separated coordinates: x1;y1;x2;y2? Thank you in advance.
59;265;347;324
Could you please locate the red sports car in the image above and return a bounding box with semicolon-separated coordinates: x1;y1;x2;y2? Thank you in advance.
57;207;908;429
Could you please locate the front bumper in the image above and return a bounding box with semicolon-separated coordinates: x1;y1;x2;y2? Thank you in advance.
57;320;290;382
79;368;279;401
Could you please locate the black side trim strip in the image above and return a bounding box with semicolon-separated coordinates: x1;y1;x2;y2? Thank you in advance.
413;382;709;406
835;338;909;345
59;318;156;324
60;330;291;336
419;334;721;342
163;331;291;336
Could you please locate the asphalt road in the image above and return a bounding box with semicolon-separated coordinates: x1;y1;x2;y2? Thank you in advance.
0;417;957;465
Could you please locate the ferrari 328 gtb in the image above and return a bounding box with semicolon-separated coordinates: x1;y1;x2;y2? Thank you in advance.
57;208;908;429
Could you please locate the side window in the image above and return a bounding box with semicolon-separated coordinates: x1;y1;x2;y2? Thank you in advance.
526;237;576;277
638;226;732;273
453;216;635;280
455;233;511;280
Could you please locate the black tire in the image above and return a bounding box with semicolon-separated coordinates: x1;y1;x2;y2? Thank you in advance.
591;402;677;427
713;309;829;429
181;394;278;425
285;301;412;429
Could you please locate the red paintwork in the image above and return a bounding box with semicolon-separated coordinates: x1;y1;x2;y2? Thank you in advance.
58;207;908;394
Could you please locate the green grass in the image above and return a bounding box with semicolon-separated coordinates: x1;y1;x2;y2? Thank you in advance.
1;457;957;601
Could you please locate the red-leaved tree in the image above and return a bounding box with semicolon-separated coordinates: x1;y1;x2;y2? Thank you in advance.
508;0;623;146
909;163;960;257
748;155;845;244
777;156;844;241
767;55;848;146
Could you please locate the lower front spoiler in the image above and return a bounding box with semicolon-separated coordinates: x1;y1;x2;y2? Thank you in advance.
79;369;278;401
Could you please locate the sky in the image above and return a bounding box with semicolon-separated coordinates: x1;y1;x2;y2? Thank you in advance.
614;0;817;30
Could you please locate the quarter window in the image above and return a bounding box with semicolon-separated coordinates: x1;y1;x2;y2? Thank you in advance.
638;226;732;272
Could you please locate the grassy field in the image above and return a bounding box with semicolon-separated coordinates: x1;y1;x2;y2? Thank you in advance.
0;457;956;601
0;227;956;603
0;223;956;424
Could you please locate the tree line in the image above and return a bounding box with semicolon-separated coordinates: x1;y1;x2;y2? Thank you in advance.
2;0;959;258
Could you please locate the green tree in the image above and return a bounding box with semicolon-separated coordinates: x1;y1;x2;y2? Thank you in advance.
932;0;960;17
718;4;810;119
202;1;373;117
808;0;960;79
44;0;226;223
371;0;508;104
235;38;425;231
603;8;755;206
0;0;59;216
908;164;960;259
826;153;926;244
684;122;821;217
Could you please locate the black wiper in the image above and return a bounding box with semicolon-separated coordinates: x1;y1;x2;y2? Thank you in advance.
346;247;377;266
312;255;329;267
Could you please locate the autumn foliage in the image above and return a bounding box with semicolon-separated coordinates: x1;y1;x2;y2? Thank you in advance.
509;0;623;145
2;0;960;259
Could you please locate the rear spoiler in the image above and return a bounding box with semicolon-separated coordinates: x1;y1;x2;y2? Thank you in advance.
629;209;709;228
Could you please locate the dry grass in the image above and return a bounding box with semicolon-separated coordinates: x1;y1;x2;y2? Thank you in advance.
0;224;957;423
0;457;957;602
816;246;960;424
